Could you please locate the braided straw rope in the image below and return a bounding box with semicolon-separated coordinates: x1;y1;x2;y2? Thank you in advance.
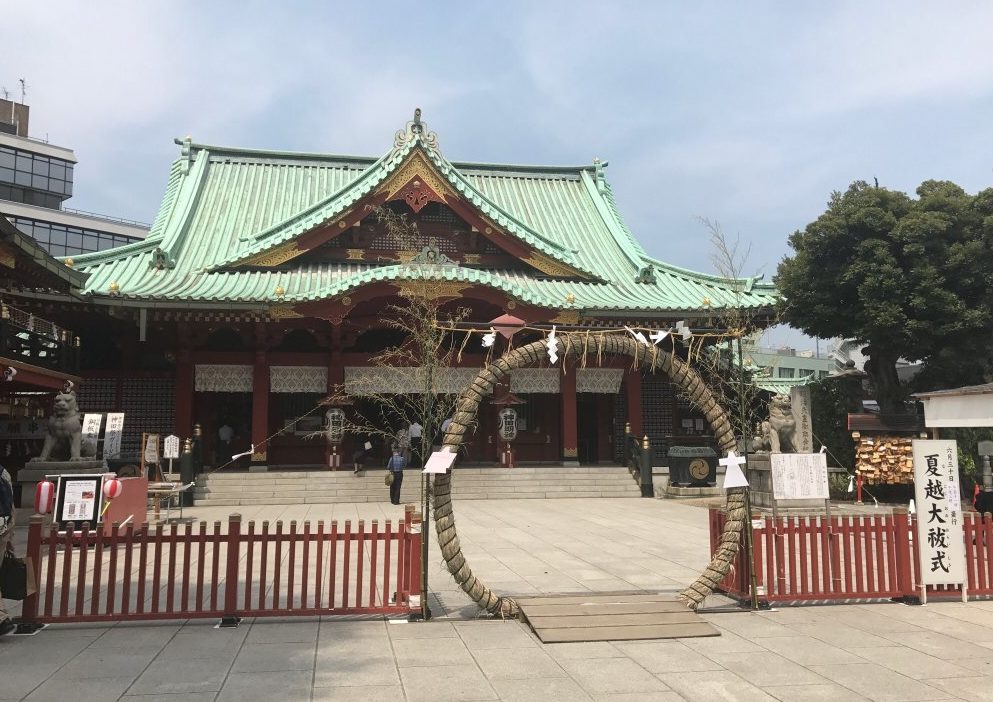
433;334;745;616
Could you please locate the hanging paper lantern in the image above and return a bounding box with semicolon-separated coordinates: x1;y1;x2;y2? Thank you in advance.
35;479;55;514
103;478;123;500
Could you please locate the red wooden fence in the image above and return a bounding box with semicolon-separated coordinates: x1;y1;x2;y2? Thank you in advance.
710;509;993;604
19;509;422;626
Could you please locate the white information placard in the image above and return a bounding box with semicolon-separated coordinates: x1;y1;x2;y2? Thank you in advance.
82;413;103;445
770;452;829;500
163;434;181;460
912;440;967;588
423;449;457;474
60;479;98;522
103;413;125;459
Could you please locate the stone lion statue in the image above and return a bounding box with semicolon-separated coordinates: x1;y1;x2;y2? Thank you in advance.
753;394;796;453
30;392;84;462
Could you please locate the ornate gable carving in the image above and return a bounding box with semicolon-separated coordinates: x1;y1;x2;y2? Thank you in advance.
378;149;456;205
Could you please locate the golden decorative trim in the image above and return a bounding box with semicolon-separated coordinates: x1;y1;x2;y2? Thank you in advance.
550;310;580;325
251;451;267;462
377;149;456;202
240;240;303;267
394;250;418;264
563;447;578;458
398;281;467;300
274;285;286;297
341;296;352;306
484;227;492;234
0;248;14;269
64;258;74;267
338;220;347;228
346;249;366;260
506;300;518;310
524;251;581;278
462;253;481;264
108;282;120;293
269;305;303;319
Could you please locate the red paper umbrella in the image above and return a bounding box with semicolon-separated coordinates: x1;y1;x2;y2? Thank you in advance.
103;478;123;500
35;479;55;515
489;314;525;339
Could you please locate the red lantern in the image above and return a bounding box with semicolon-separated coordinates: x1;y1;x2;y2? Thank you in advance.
35;479;54;515
103;478;123;501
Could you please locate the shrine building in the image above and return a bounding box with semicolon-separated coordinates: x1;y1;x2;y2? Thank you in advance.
24;112;777;470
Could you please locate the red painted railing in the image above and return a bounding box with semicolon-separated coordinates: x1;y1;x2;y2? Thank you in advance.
19;508;422;625
710;509;993;604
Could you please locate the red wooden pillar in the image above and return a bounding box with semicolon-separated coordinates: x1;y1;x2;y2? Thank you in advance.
561;363;578;463
250;349;269;470
625;367;643;437
174;348;194;438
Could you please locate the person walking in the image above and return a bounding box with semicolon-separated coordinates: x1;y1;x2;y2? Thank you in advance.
0;465;16;636
408;421;422;467
387;448;407;505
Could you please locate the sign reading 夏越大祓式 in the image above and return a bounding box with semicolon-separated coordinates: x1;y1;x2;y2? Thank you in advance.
912;439;967;601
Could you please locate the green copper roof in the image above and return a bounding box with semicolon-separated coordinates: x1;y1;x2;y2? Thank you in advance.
68;113;778;316
753;375;816;393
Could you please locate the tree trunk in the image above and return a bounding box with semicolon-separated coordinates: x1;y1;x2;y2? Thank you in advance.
865;347;905;413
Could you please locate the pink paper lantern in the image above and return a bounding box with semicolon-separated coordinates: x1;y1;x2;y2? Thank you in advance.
35;480;54;514
103;478;123;500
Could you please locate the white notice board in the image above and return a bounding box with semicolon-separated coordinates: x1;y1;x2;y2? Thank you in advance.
770;453;829;500
912;440;967;594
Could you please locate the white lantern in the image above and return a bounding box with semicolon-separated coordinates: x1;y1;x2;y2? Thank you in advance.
326;408;346;444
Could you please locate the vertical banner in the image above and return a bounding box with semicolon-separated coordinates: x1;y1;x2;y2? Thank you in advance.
790;386;814;453
912;440;966;592
81;413;103;450
103;413;125;459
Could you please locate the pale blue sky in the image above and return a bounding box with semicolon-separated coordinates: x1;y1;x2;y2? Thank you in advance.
4;2;993;350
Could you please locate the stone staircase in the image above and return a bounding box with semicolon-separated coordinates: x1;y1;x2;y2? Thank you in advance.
194;466;641;506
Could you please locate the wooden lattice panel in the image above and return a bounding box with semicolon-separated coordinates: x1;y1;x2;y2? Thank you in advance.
642;374;675;463
120;378;175;458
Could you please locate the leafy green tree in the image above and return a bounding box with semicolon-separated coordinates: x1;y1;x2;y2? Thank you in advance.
776;180;993;413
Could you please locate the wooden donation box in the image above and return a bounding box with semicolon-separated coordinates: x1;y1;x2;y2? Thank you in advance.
102;476;149;535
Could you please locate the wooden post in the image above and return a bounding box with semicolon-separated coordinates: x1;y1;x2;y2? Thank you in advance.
624;368;642;437
16;515;44;633
560;363;578;463
220;514;242;626
174;347;194;437
250;349;268;470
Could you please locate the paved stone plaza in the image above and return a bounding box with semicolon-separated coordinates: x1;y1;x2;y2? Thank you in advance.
3;498;993;701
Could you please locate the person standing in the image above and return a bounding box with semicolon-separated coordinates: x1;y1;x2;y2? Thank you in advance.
0;465;16;636
408;421;422;467
387;448;407;505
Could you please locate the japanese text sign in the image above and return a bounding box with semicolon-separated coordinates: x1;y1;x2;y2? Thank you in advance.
912;440;966;586
770;453;829;500
103;413;125;459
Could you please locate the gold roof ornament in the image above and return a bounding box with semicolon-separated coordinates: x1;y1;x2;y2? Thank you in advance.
108;282;120;293
274;285;285;297
702;297;711;307
565;293;576;305
64;258;74;267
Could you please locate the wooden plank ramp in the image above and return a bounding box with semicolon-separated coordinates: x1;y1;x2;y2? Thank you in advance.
515;593;720;644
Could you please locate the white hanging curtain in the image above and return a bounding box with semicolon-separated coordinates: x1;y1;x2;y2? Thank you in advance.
270;366;328;393
194;364;252;392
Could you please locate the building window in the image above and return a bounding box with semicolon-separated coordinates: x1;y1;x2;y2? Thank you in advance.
11;216;142;257
0;145;74;207
778;367;796;379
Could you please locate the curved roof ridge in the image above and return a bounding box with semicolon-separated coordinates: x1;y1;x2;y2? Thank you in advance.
176;137;598;176
641;253;772;293
579;169;647;277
